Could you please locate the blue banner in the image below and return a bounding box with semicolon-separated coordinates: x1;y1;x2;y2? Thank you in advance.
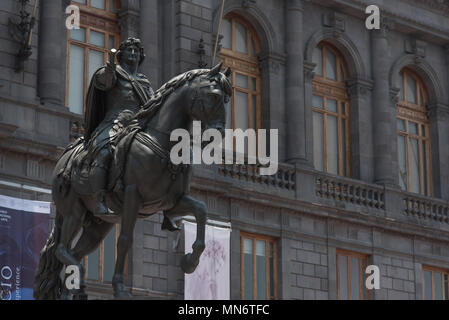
0;195;50;300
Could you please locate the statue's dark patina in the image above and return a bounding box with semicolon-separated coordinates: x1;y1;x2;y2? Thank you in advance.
33;37;232;300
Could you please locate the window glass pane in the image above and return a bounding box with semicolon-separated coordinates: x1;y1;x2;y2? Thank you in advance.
435;272;443;300
313;47;322;76
409;122;418;135
269;242;274;299
444;274;448;300
421;125;426;137
406;74;417;104
419;88;424;105
243;239;253;300
73;0;86;4
327;99;338;113
225;101;232;129
327;115;338;175
350;257;360;300
68;44;84;115
109;35;116;50
235;21;248;54
70;27;86;42
397;119;406;132
342;119;347;177
110;0;116;12
91;0;105;10
256;241;266;300
424;271;432;300
313;112;324;171
235;91;249;130
90;30;105;48
87;247;100;280
89;50;105;82
221;19;232;50
341;102;346;115
249;37;256;57
103;227;115;282
235;73;248;89
251;78;257;91
338;255;348;300
398;135;407;190
423;141;428;196
313;95;323;110
408;138;420;194
339;62;345;82
399;71;405;101
325;48;337;80
251;95;257;129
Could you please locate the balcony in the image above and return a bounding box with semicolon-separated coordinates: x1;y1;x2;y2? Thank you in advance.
191;162;449;231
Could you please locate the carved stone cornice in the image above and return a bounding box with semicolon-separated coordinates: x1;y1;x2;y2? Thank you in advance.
408;0;449;15
346;78;374;98
258;52;286;75
427;103;449;121
286;0;304;11
323;11;346;33
347;0;449;43
405;39;427;58
303;61;316;82
390;87;400;104
372;17;395;39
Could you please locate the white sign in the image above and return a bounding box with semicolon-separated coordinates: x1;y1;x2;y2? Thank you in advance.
184;221;231;300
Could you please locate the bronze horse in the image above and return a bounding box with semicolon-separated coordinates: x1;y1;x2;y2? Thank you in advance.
33;64;232;299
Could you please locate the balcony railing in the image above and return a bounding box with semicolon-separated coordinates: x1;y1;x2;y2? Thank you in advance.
315;174;385;210
202;162;449;230
218;162;296;191
404;193;449;224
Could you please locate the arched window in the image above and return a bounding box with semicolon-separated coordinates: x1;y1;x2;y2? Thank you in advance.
397;69;432;196
66;2;124;284
66;0;121;115
312;42;351;177
219;14;262;134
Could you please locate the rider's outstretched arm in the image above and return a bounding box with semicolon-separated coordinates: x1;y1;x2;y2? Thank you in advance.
93;62;117;91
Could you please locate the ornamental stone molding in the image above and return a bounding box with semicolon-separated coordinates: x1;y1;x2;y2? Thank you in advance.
346;78;374;98
303;61;316;81
389;54;446;104
428;104;449;121
304;28;367;79
389;87;400;104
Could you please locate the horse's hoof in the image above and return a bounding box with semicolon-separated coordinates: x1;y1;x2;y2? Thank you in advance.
180;253;199;274
114;290;133;300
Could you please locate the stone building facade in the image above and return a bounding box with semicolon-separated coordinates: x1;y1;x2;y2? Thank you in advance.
1;0;449;300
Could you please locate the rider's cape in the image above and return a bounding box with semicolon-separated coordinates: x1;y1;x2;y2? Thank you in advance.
83;65;154;142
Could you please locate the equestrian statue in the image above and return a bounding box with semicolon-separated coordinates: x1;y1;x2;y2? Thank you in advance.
33;37;232;299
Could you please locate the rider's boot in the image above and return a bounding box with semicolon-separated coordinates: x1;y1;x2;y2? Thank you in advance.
91;166;109;217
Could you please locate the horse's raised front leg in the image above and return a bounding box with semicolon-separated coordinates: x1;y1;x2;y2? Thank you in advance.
113;184;141;299
165;194;207;274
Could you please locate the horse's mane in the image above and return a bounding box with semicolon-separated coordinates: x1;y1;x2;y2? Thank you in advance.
134;68;232;125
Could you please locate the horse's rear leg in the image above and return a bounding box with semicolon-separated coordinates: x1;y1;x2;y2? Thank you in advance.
55;198;86;297
164;194;207;274
113;184;141;299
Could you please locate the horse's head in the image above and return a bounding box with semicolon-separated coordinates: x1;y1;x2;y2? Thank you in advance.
188;63;232;137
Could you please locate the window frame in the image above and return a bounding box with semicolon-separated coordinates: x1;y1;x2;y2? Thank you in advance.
336;250;370;300
84;224;129;284
312;43;351;177
422;265;449;300
66;0;121;114
397;68;432;197
219;13;262;133
240;232;277;300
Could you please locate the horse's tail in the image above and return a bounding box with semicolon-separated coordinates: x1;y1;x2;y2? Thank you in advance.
33;210;64;300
